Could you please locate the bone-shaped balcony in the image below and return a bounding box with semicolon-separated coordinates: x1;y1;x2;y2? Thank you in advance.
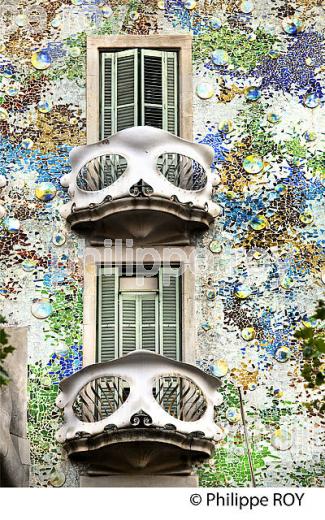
60;127;221;245
55;351;223;476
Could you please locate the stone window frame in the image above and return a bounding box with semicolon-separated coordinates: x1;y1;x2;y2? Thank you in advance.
86;34;193;144
82;245;197;367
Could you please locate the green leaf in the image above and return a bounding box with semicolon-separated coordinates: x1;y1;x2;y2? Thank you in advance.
0;367;10;385
313;300;325;321
3;345;15;354
0;329;8;344
313;338;325;352
303;346;313;358
295;327;314;339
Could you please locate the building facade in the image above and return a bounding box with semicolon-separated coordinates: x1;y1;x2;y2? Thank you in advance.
0;0;324;487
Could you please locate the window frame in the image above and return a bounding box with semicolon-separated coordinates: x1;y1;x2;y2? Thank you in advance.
83;245;196;368
87;35;193;144
96;265;181;362
119;291;159;357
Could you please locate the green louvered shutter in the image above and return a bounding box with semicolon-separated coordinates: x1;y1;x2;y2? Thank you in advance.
101;50;138;138
159;267;181;360
100;53;114;139
119;293;158;356
165;52;178;134
141;50;163;129
116;50;138;132
119;295;137;356
101;49;177;137
141;295;158;353
97;267;119;362
140;49;178;134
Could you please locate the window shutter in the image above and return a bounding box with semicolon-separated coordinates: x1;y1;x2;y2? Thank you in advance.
141;50;178;134
164;52;178;134
119;293;158;355
119;295;137;356
140;296;158;353
101;50;138;138
97;267;119;362
102;50;178;136
141;50;163;129
159;267;181;360
116;49;138;132
100;53;114;139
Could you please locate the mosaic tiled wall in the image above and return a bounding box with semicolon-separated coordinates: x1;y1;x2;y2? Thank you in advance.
0;0;324;487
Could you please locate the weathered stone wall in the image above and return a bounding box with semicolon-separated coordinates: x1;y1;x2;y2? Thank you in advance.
0;327;30;486
0;0;324;487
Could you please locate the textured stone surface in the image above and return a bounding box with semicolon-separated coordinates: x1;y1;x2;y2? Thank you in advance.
0;327;30;487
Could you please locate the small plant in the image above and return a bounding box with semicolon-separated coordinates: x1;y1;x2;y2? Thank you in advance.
295;300;325;389
0;315;15;387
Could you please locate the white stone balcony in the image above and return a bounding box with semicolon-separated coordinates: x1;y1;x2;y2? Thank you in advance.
60;126;221;245
55;351;224;476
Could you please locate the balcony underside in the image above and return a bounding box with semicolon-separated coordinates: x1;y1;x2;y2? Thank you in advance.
64;428;215;475
67;196;213;245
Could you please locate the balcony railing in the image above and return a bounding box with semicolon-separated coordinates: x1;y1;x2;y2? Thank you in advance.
55;351;224;475
76;153;208;192
71;374;208;424
59;126;221;245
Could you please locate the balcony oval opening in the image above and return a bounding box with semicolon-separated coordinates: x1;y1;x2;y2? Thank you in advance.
156;153;208;191
153;375;207;422
76;154;127;191
72;376;129;422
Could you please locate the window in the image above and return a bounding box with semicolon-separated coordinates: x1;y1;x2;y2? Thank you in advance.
100;49;178;139
96;266;181;362
119;293;158;355
87;35;192;143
